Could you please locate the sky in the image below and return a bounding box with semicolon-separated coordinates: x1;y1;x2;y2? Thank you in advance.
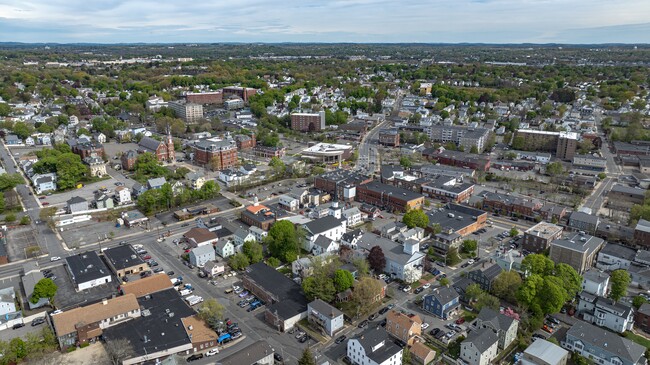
1;0;649;44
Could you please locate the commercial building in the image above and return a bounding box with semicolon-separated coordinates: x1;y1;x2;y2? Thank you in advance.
356;181;424;212
427;149;491;171
121;150;137;171
573;155;607;171
427;125;490;152
427;203;487;255
608;184;646;206
522;222;564;253
218;340;274;365
192;138;238;169
168;100;203;123
181;316;219;355
378;129;400;147
421;175;475;203
347;326;403;365
183;227;219;248
70;139;104;159
562;321;646;365
241;203;277;231
222;86;257;102
102;245;147;278
635;219;650;247
521;339;569;365
514;129;578;160
307;299;344;337
65;251;112;291
549;232;605;274
314;169;372;201
254;145;286;159
301;143;353;164
568;211;600;235
242;263;308;331
119;274;173;298
185;91;223;105
291;111;326;132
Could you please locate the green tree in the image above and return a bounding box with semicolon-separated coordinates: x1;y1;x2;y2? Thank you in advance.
462;240;478;255
491;271;522;303
333;269;354;292
511;136;525;150
399;156;412;169
242;240;263;264
269;157;286;175
267;257;281;268
133;152;167;181
610;270;631;302
439;277;450;286
470;145;479;154
0;102;11;117
196;298;225;328
0;173;25;191
351;276;384;315
633;295;648;309
228;252;250;270
446;247;461;266
538;277;566;314
5;213;16;223
30;278;57;304
521;254;554;276
509;227;519;237
19;215;30;225
302;275;336;302
598;172;607;180
9;337;27;359
553;263;583;299
546;162;564;176
298;347;316;365
402;209;429;229
476;292;500;311
402;347;411;365
265;220;301;262
465;283;484;302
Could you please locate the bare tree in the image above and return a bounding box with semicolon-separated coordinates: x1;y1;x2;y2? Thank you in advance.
105;338;135;365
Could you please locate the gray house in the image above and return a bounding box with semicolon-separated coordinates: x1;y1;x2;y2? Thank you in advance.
562;321;646;365
189;245;215;267
307;299;344;336
67;196;89;214
568;211;600;235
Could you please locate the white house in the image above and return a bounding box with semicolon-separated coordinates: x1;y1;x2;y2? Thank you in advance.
93;132;106;143
347;327;403;365
218;169;248;186
473;307;519;350
114;186;132;205
185;172;205;190
215;238;235;259
341;229;364;249
249;226;268;242
461;327;499;365
581;269;610;297
302;216;346;252
0;287;17;316
189;245;216;267
577;291;634;333
202;260;225;278
25;136;35;146
233;228;256;247
279;194;299;211
356;233;425;281
312;236;339;256
342;207;363;227
562;321;646;365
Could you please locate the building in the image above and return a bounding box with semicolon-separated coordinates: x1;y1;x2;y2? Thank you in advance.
357;233;425;281
301;143;354;164
168;100;203;123
119;274;173;298
242;263;308;331
33;173;56;194
634;219;650;247
22;263;48;309
467;264;503;292
608;184;646;206
573;155;607;171
429;149;491;171
514;130;578;160
378;129;400;147
356;181;424;212
185;91;223;105
254;145;286;159
138;134;175;163
523;222;564;253
235;134;256;150
307;299;344;337
342;207;363;227
121;150;137;171
50;294;140;348
217;340;274;365
224;97;244;110
202;260;225;277
192;139;238;169
521;339;569;365
222;86;257;102
596;243;638;271
634;303;650;334
65;251;112;291
183;227;219;248
562;320;646;365
423;286;460;319
582;269;610;297
385;310;422;346
460;327;499;365
241;203;277;231
427;203;487;255
314;169;372;201
67;196;89;214
302;215;346;252
70;139;104;159
146;96;168;111
578;291;634;333
410;340;437;365
84;154;106;177
480;192;543;219
189;245;215;267
291;111;325;132
473;307;519;349
539;204;567;222
421;175;475;203
427;125;490;152
181;315;219;354
549;232;605;274
347;326;403;365
0;287;17;318
102;245;146;278
568;211;600;235
115;186;132;205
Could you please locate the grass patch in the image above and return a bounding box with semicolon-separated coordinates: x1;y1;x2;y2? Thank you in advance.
422;273;434;281
277;267;291;275
624;331;650;350
462;310;477;322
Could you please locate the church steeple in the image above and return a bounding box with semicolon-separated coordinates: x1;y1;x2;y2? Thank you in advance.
166;125;176;163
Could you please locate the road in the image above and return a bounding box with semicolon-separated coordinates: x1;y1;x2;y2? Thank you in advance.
356;119;389;172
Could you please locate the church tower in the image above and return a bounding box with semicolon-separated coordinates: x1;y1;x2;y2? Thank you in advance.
166;125;176;163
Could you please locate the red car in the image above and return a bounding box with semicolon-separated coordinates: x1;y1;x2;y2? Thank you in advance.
42;202;50;206
141;255;152;260
455;318;465;325
39;196;46;200
184;249;191;253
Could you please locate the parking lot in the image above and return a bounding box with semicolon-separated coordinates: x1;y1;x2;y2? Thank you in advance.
6;226;44;260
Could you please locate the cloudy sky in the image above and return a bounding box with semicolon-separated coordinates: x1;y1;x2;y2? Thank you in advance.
1;0;649;44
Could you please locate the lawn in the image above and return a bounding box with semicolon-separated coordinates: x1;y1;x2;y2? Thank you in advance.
462;310;477;322
624;331;650;350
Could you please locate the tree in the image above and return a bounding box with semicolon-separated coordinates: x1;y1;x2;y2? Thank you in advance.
19;215;30;225
0;173;25;191
105;338;135;365
402;209;429;229
353;258;370;276
402;347;411;365
491;271;522;303
538;277;566;314
5;213;16;223
242;240;263;264
265;220;301;262
368;246;386;272
521;254;554;276
476;293;500;311
333;269;354;292
610;270;631;302
553;263;583;299
439;277;450;286
9;337;27;359
30;278;56;304
509;227;519;237
399;156;412;169
598;172;607;180
228;252;250;270
298;347;316;365
446;247;461;266
462;240;478;255
269;157;286;176
302;275;336;302
633;295;647;309
351;277;384;315
465;283;484;303
267;257;281;268
197;298;225;328
546;162;564;176
0;102;11;117
511;136;525;150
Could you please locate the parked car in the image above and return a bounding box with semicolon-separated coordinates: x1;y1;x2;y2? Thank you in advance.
414;287;424;294
205;348;219;356
335;335;347;344
358;320;369;328
368;313;378;321
379;307;389;315
12;323;25;330
186;353;203;362
455;318;465;325
50;256;61;262
31;317;45;326
421;322;430;330
298;335;309;343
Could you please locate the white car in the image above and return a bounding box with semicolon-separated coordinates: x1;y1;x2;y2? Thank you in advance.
50;256;61;262
205;348;219;356
467;259;475;265
422;283;431;289
232;285;240;291
421;323;430;330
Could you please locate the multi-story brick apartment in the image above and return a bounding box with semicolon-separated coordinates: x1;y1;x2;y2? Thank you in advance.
168;100;203;123
185;91;223;105
356;181;424;212
235;134;256;150
634;219;650;248
480;192;543;220
192;139;238;169
121;150;137;171
427;125;490;152
291;111;326;132
523;221;564;253
425;149;491;171
254;145;286;159
379;129;400;147
70;139;104;159
514;129;578;160
222;86;257;102
549;232;605;274
314;169;372;201
241;203;277;231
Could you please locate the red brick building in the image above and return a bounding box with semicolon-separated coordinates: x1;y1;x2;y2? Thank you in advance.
121;150;137;171
138;134;175;163
314;169;372;201
291;111;325;132
222;87;257;102
635;303;650;334
185;91;223;105
192;139;238;170
635;219;650;248
379;129;400;147
356;181;424;212
254;145;286;159
235;134;256;150
425;149;490;172
71;140;104;159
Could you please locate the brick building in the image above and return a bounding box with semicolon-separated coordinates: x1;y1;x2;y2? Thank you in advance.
356;181;424;212
222;86;257;103
254;145;286;159
523;222;564;253
514;129;578;160
235;134;256;150
71;140;104;159
427;149;491;172
138;132;175;163
168;100;203;123
192;139;238;169
185;91;223;105
379;129;400;147
314;169;372;201
121;150;137;171
635;219;650;248
291;111;326;132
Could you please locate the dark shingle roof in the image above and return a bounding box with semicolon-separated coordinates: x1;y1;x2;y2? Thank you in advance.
354;326;402;364
430;286;459;305
218;340;274;365
138;136;162;152
309;299;343;319
476;307;515;332
566;321;645;364
244;263;307;319
303;215;343;235
464;327;499;353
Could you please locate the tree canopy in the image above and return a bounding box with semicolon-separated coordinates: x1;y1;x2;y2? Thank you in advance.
610;270;631;302
402;209;429;229
31;278;57;304
266;220;302;262
367;246;386;272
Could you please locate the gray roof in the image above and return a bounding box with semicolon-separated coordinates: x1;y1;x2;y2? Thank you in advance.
342;229;363;243
637;303;650;317
565;321;645;364
569;211;600;225
67;196;87;205
356;232;425;266
303;215;343;235
138;136;163;152
636;219;650;234
472;263;503;282
599;243;637;261
234;227;251;240
218;340;274;365
147;177;167;188
353;326;402;364
582;269;609;285
551;233;604;254
427;203;486;233
314;235;334;250
360;181;423;202
611;184;646;197
524;339;569;365
191;245;215;256
476;307;516;332
309;298;343;319
214;238;232;251
464;327;499;353
429;286;459;305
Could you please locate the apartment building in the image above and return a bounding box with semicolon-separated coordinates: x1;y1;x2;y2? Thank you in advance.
427;125;490;152
578;292;634;333
168;100;203;123
549;232;605;274
522;222;564;253
378;129;400;147
291;111;326;132
192;139;238;169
